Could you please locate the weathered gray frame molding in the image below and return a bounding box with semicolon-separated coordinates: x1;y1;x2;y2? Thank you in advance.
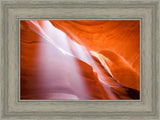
0;0;159;120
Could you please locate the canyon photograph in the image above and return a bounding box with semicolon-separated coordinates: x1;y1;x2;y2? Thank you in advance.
20;20;140;100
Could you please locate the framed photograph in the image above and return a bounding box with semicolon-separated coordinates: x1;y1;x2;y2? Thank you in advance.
0;0;159;119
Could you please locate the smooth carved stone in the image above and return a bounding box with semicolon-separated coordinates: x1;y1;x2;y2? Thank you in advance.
99;50;140;91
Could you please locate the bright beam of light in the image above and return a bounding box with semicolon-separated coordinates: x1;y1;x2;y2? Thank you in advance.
29;20;91;100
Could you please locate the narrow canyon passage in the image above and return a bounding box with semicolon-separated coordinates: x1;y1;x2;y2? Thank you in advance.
20;20;140;100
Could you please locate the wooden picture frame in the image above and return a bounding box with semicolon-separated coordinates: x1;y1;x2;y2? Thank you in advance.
0;0;159;119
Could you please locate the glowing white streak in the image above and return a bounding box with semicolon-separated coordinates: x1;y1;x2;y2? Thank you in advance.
69;40;91;65
32;20;91;99
30;21;73;56
90;51;114;77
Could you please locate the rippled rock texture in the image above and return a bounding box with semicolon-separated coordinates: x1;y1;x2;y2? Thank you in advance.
20;20;140;100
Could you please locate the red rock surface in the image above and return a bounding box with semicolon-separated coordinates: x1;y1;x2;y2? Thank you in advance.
50;20;140;73
20;20;140;100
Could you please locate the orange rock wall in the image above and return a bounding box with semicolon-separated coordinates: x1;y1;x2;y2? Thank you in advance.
50;20;140;73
